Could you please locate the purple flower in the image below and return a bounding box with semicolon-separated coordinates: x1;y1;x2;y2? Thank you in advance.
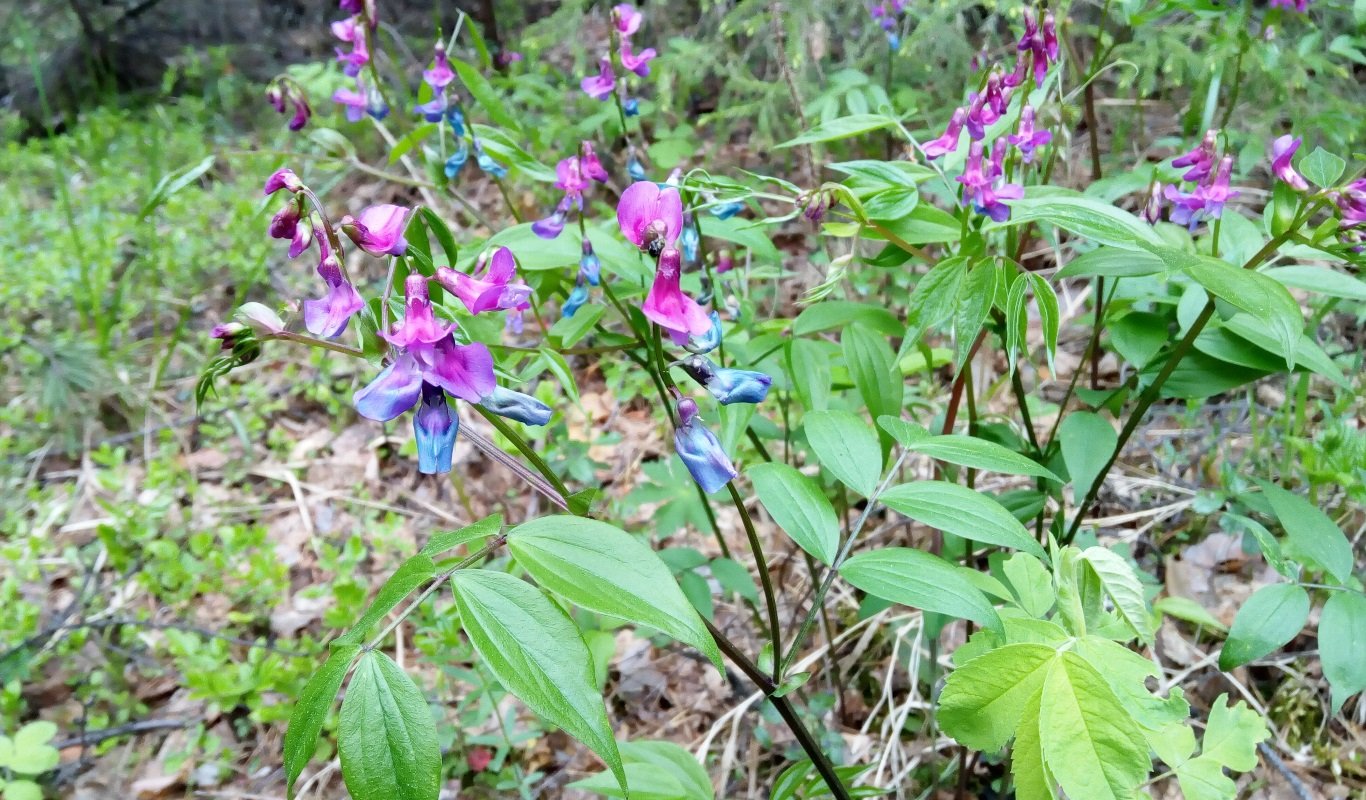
965;91;999;141
335;26;370;77
614;4;643;36
674;398;738;493
1172;130;1218;182
332;85;367;123
581;58;617;101
268;199;302;241
331;16;360;43
617;181;683;254
479;386;552;426
1270;135;1309;191
287;96;312;131
921;108;967;159
341;204;409;256
496;51;524;66
287;218;314;259
1042;12;1060;62
1164;185;1206;230
1008;105;1052;164
385;274;453;347
555;156;590;196
679;355;772;405
355;337;496;419
580;142;610;182
413;384;459;474
1198;155;1239;220
424;40;456;93
1270;0;1310;11
266;84;285;114
715;251;734;274
1141;180;1164;225
434;246;532;315
1017;8;1058;88
1336;179;1366;227
620;41;657;76
304;248;364;338
532;196;573;240
957;141;1022;222
644;248;713;344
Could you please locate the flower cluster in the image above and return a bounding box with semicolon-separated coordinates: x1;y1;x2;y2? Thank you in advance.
869;2;908;49
581;3;657;115
266;80;311;131
330;1;388;121
533;143;610;240
414;39;457;121
956;140;1024;222
1159;130;1239;230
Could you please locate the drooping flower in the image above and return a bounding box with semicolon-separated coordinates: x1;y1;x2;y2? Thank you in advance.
957;141;1022;222
1336;179;1366;227
680;213;700;265
333;79;387;122
496;50;524;67
620;41;657;76
715;250;734;274
434;246;532;315
413;384;459;474
613;4;643;36
581;57;617;101
268;198;303;242
921;108;967;159
1270;135;1309;191
1016;8;1060;88
1197;155;1239;220
304;249;364;338
335;23;370;77
341;204;409;256
532;195;573;240
446;107;467;137
1008;105;1052;163
563;283;590;317
445;140;469;178
236;302;287;335
1164;184;1206;230
474;143;508;178
617;181;684;254
965;91;999;141
627;154;649;182
580;142;610;182
623;97;640;117
479;386;553;426
679;355;772;405
674;398;738;493
580;238;602;285
684;311;724;354
1172;130;1218;182
644;248;712;344
266;84;285;114
331;15;360;43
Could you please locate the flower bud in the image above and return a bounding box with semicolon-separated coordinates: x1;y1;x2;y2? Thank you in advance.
236;302;286;335
264;168;303;196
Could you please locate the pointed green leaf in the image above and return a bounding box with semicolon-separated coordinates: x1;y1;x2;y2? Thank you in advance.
1081;547;1155;644
840;547;1002;631
1218;583;1310;670
569;763;686;800
338;651;441;800
904;434;1059;481
619;740;714;800
422;513;503;557
842;324;903;434
451;59;522;134
1299;146;1345;188
1038;652;1149;800
1320;590;1366;714
1058;412;1116;499
336;555;435;646
939;643;1058;751
284;644;362;795
804;409;881;496
747;463;840;565
1255;481;1354;584
1011;689;1057;800
998;196;1164;250
880;481;1046;558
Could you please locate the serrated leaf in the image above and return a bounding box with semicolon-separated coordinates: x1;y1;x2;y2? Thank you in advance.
1219;582;1309;670
450;569;624;791
338;651;441;800
747;463;840;565
939;643;1058;751
1059;412;1116;499
904;434;1059;481
284;644;361;795
1255;481;1354;583
421;513;502;557
507;516;721;668
1011;689;1057;800
1320;590;1366;714
804;409;881;496
1081;547;1155;644
839;547;1002;631
1038;651;1150;800
880;482;1046;558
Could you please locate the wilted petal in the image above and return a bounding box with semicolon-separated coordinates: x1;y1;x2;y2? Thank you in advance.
354;353;423;421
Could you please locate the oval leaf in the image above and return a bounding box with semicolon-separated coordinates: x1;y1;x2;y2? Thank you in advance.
284;644;361;794
840;547;1002;631
1255;480;1354;584
747;463;840;565
905;434;1059;481
1320;590;1366;714
880;481;1046;558
804;409;881;496
338;651;441;800
1218;583;1310;670
1059;412;1117;499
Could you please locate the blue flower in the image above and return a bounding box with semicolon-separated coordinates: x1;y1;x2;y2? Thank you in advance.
627;155;648;182
684;312;723;355
444;141;469;179
674;399;738;493
479;386;553;426
475;144;508;178
680;355;771;405
563;283;590;317
413;384;459;474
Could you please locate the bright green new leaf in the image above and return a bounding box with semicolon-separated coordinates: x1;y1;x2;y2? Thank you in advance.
880;481;1046;558
1011;689;1057;800
569;762;687;800
1055;247;1170;278
1255;481;1354;583
905;256;968;347
904;434;1059;481
1154;596;1227;633
387;122;437;165
747;463;840;565
1038;651;1150;800
939;643;1058;751
840;547;1002;631
1058;412;1116;499
1073;636;1189;731
792;301;901;337
1219;582;1310;670
507;516;722;668
620;740;714;800
804;409;881;496
3;780;44;800
450;570;624;791
1299;146;1346;188
1320;590;1366;714
877;415;929;447
0;722;58;775
954;259;998;368
787;339;832;412
1173;695;1269;800
284;644;361;795
338;651;441;800
1001;553;1055;618
1081;547;1155;644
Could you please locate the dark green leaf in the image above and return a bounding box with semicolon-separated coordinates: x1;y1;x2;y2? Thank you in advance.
421;513;503;557
804;409;881;496
904;435;1059;481
998;196;1163;250
840;548;1002;631
880;482;1046;558
1059;412;1117;499
451;59;522;134
1218;583;1310;670
747;463;840;565
1055;247;1170;279
284;644;361;795
1255;481;1354;583
1320;590;1366;714
336;555;436;646
338;651;441;800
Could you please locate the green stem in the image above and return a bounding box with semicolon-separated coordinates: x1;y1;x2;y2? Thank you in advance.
726;482;783;683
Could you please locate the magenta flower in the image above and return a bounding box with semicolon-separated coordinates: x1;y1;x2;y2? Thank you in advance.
332;84;369;122
266;84;285;114
1042;12;1060;62
434;246;532;315
958;141;1022;222
1270;0;1310;11
331;16;359;42
921;108;967;159
1198;155;1239;220
617;181;684;254
614;4;643;36
1172;130;1218;182
1007;105;1052;163
268;199;302;241
304;249;364;338
287;95;311;131
335;24;370;77
620;41;657;77
1164;185;1205;230
341;204;409;256
581;58;617;101
1270;135;1309;191
384;274;453;347
555;156;590;196
424;40;456;92
1337;179;1366;227
965;91;999;141
644;248;712;344
581;142;610;182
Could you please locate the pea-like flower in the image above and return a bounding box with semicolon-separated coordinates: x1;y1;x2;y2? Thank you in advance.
413;384;460;474
922;108;967;159
644;247;713;344
620;41;657;77
674;398;738;493
581;143;610;183
1172;129;1218;182
264;168;302;196
474;143;508;178
435;246;532;316
679;355;771;405
957;141;1022;222
479;386;553;426
1270;135;1309;191
1008;105;1052;164
341;204;409;256
581;57;617;101
618;181;683;254
614;3;643;36
304;241;364;338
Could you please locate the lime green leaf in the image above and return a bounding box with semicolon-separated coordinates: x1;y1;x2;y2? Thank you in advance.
1154;596;1227;633
451;569;624;791
747;463;840;565
3;780;43;800
569;762;686;800
880;481;1046;558
903;434;1059;481
4;722;57;776
620;740;714;800
939;643;1058;751
804;409;881;496
905;256;969;347
1055;247;1170;278
284;644;362;794
787;339;832;412
551;304;608;348
388;122;438;165
1159;248;1301;369
840;547;1002;631
1001;553;1055;618
792;302;900;337
1173;695;1269;800
954;259;998;368
1073;635;1189;731
338;651;441;800
842;324;903;436
702;215;782;265
507;516;721;669
877;416;929;447
1219;583;1309;670
1255;481;1354;583
1299;146;1345;188
1011;690;1057;800
421;513;503;557
1038;652;1149;800
1081;547;1155;644
451;59;522;134
1320;590;1366;714
1059;412;1116;498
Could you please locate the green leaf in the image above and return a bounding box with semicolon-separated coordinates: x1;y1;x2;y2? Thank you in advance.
421;513;503;557
839;547;1002;631
1001;553;1055;618
747;463;840;565
792;302;901;337
1038;652;1150;800
787;339;832;412
338;651;441;800
1255;481;1354;583
710;558;760;603
1109;312;1170;370
842;324;903;452
1265;265;1366;301
1299;146;1346;188
388;122;438;165
450;569;624;790
776;114;894;147
2;780;43;800
620;741;714;800
998;196;1163;250
1159;247;1302;368
139;155;217;218
827;159;935;186
451;59;522;134
284;644;362;794
877;416;930;447
1011;690;1057;800
342;555;436;645
939;643;1058;751
551;304;608;347
1172;695;1269;800
702;215;782;265
880;482;1046;558
1218;582;1310;670
4;722;57;775
1055;247;1170;279
1320;590;1366;714
570;762;686;800
905;256;969;346
1154;596;1227;633
804;409;881;496
903;434;1059;481
954;259;998;368
417;207;459;264
1058;412;1116;499
507;516;721;668
1081;547;1155;644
